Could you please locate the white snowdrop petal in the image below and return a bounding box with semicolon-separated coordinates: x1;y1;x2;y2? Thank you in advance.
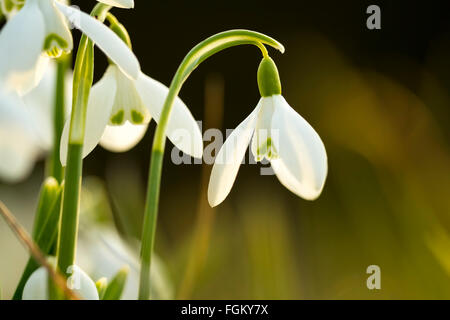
60;67;116;166
55;2;140;80
0;0;46;93
22;265;99;300
22;61;57;150
100;122;148;152
95;0;134;9
38;0;73;53
207;104;260;207
14;54;51;96
135;73;204;158
111;66;150;125
22;267;48;300
0;91;41;182
271;95;327;200
250;96;276;161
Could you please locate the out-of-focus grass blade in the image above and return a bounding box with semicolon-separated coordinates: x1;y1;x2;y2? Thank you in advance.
12;178;63;300
102;266;129;300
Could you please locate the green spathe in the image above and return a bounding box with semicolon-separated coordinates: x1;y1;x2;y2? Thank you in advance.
257;56;282;97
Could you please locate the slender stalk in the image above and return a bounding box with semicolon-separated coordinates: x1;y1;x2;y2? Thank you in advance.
56;3;111;278
56;38;92;275
48;55;69;182
56;143;84;275
138;30;284;300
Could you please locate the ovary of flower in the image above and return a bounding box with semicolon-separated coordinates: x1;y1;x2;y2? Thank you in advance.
0;62;72;182
208;95;328;207
60;65;204;166
0;0;138;95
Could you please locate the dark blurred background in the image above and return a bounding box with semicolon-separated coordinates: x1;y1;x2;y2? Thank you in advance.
1;0;450;299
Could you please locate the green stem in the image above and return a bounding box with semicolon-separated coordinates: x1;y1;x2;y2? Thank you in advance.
56;3;111;278
138;29;284;300
56;36;93;276
49;55;69;182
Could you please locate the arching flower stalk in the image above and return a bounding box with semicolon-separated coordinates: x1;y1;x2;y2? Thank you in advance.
137;30;285;300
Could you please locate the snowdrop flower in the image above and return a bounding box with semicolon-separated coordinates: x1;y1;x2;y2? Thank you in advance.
0;0;137;95
22;265;99;300
60;64;203;165
208;56;328;207
0;62;72;182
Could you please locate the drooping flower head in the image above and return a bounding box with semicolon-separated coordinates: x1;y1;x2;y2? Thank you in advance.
60;18;203;165
208;55;328;207
0;0;136;94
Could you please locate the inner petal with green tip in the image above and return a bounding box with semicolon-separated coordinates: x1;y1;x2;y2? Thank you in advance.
251;97;279;162
109;66;150;126
43;33;69;58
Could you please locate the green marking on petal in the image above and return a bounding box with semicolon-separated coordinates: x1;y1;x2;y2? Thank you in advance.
2;0;14;12
130;110;144;124
110;110;125;125
256;137;278;161
44;33;69;58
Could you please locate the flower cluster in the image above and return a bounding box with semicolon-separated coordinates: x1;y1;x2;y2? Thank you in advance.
0;0;327;300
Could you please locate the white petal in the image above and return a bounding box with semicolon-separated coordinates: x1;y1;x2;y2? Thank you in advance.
22;61;57;150
250;96;276;160
22;265;99;300
22;61;73;150
270;95;327;200
60;67;116;166
135;73;203;158
1;0;20;19
10;54;50;97
100;122;148;152
207;105;260;207
95;0;134;9
55;2;140;80
0;91;42;182
110;65;150;124
38;0;73;52
0;0;46;93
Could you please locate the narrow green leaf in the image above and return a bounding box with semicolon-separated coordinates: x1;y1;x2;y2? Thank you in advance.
32;177;60;239
102;266;129;300
96;278;108;300
12;181;63;300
